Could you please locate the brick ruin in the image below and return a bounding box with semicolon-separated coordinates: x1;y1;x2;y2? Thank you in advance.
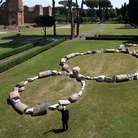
0;0;52;25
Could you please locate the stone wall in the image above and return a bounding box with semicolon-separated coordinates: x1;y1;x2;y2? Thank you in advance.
0;0;52;25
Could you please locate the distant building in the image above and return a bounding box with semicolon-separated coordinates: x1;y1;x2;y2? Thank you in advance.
0;0;52;25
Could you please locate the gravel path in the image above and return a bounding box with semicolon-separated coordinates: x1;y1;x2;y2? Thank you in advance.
0;24;107;65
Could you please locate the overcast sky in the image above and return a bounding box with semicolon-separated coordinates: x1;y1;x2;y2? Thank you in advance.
2;0;129;8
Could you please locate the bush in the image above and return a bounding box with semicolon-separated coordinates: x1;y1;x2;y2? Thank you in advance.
0;37;66;73
0;41;39;60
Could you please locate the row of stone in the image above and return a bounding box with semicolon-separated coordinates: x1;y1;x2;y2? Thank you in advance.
9;69;86;116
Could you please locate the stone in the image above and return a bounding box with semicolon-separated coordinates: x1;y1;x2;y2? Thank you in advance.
75;52;80;56
38;70;52;78
73;66;80;78
24;81;28;85
132;51;136;56
49;104;59;110
18;87;25;92
16;82;25;88
33;76;39;80
65;53;75;59
92;50;97;54
60;58;66;66
15;102;28;113
116;74;129;82
104;49;116;53
78;90;83;96
62;64;69;71
68;93;79;103
105;77;113;83
52;70;58;76
77;74;85;81
125;43;133;47
58;100;71;106
84;50;92;55
25;108;34;114
96;75;105;82
32;103;50;116
9;91;20;102
27;78;34;82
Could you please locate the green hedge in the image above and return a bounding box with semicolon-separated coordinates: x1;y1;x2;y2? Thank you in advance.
86;36;138;40
97;35;138;38
0;41;39;60
0;37;66;73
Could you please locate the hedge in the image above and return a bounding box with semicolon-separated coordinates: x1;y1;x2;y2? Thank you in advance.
0;41;39;60
97;35;138;38
0;37;67;73
86;36;138;40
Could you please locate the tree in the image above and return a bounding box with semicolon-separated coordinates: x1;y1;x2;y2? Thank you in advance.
59;0;76;24
128;0;138;26
52;0;56;36
84;0;99;23
76;0;84;36
34;15;54;40
68;0;75;39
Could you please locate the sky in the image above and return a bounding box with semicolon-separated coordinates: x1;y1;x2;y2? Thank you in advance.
2;0;129;9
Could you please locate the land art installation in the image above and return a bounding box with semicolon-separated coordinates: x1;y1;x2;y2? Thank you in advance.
8;43;138;116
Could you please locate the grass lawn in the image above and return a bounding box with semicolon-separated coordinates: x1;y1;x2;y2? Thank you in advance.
91;24;138;36
0;24;102;41
0;39;138;138
0;42;25;55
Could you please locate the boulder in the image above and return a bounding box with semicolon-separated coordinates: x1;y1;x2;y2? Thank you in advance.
16;82;25;88
104;49;116;53
116;74;129;82
49;104;59;110
78;90;83;96
132;51;136;56
96;75;105;82
27;78;34;82
33;76;39;80
9;91;20;102
38;70;52;78
32;103;50;116
125;43;133;47
65;53;75;59
105;77;113;83
25;108;34;114
52;70;58;76
75;52;80;56
60;58;66;65
18;87;25;92
73;66;80;78
68;93;79;103
15;102;28;113
58;100;71;105
77;74;85;81
62;64;69;71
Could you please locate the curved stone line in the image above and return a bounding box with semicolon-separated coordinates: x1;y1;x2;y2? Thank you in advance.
9;70;85;116
8;43;138;116
59;43;138;83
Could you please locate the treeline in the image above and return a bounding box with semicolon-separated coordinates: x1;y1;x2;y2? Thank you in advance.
54;0;138;26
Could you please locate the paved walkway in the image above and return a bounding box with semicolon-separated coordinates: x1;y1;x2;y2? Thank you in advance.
76;24;107;39
0;24;107;65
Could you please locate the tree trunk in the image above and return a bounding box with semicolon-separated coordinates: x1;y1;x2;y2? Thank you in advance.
76;0;83;36
68;0;75;39
53;0;56;36
44;27;46;40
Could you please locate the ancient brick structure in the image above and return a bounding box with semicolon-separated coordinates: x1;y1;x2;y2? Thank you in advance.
0;0;52;25
24;5;52;23
0;0;24;25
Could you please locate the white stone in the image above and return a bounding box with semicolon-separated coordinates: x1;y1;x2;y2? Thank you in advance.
27;78;34;82
78;90;83;96
58;100;71;105
49;104;59;109
52;70;58;76
33;76;39;80
25;108;34;114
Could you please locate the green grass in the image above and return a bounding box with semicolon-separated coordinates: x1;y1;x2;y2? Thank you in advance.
92;24;138;36
0;42;26;54
0;39;138;137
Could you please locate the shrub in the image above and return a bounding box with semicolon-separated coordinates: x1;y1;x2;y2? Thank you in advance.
0;41;39;60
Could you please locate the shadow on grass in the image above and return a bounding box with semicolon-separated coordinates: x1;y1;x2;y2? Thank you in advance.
122;40;138;44
44;129;63;134
1;34;70;41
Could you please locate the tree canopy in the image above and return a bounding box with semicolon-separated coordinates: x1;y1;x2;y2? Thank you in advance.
34;15;54;39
